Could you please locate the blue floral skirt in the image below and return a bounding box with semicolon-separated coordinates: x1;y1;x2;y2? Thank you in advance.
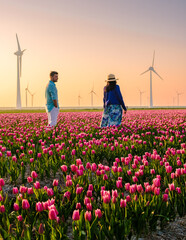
100;105;122;127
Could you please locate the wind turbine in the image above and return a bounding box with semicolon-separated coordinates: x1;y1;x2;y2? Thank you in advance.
176;92;183;106
89;82;97;107
78;93;82;106
140;51;163;108
30;92;36;107
14;34;26;109
25;83;31;107
138;89;145;106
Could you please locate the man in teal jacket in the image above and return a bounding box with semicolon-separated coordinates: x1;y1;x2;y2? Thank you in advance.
45;71;59;127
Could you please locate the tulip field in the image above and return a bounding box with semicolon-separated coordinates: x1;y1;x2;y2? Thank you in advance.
0;110;185;239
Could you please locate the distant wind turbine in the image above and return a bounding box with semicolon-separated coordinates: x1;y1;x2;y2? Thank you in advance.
30;92;36;107
176;92;183;106
14;34;26;109
140;51;163;108
138;89;145;106
25;83;31;107
89;82;97;106
78;93;82;106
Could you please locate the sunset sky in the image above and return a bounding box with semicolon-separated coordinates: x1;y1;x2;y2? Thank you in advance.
1;0;186;107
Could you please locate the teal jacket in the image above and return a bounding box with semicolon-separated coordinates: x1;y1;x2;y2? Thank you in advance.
45;80;59;112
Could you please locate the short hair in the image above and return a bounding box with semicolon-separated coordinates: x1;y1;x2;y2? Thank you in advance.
50;71;58;77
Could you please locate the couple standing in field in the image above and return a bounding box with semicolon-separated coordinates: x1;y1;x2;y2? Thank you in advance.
45;72;127;128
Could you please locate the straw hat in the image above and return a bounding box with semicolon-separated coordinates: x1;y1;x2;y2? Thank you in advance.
106;74;119;82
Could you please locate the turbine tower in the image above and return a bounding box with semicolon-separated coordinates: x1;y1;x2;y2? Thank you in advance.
25;83;31;107
78;93;82;106
140;51;163;108
138;89;145;106
14;34;26;109
30;92;36;107
176;92;183;106
89;82;96;107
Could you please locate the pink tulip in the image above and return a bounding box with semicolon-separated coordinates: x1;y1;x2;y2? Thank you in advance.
53;179;59;186
126;195;131;202
12;156;17;162
176;187;181;194
129;184;137;194
36;202;43;212
137;184;143;193
95;209;102;218
27;176;33;183
76;159;82;166
116;180;122;189
71;149;76;156
76;187;83;195
91;163;97;172
162;194;168;202
154;187;160;195
7;151;12;157
20;186;27;194
87;190;92;198
61;165;67;172
22;199;30;209
88;184;93;191
132;176;138;183
125;183;130;191
86;203;92;211
85;211;92;221
34;181;40;189
150;169;155;175
31;171;38;179
102;191;111;204
72;209;80;221
61;155;65;160
169;183;175;191
76;203;81;209
66;180;72;187
14;203;19;211
49;209;57;220
120;199;127;208
84;196;90;205
47;188;54;197
27;187;34;195
153;178;161;187
112;189;118;198
13;187;19;194
86;162;91;169
64;191;71;200
0;178;5;186
103;174;108;181
17;215;23;222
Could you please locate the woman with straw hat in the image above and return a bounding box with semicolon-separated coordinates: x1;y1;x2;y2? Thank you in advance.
100;74;127;127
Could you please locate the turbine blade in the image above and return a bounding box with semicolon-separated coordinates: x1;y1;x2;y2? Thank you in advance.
27;89;32;95
152;50;155;67
140;69;150;75
152;69;163;80
16;34;21;51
